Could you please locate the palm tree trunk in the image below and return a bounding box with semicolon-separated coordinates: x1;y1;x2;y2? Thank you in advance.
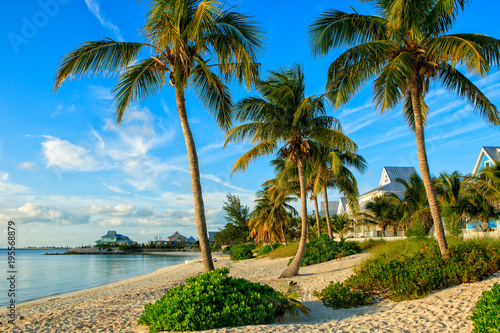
410;85;448;255
175;89;214;272
314;197;321;238
280;157;308;278
323;184;333;240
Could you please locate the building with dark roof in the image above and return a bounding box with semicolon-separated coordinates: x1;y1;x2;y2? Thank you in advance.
166;231;187;246
95;230;135;246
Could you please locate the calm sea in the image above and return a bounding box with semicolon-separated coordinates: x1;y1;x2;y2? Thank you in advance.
0;248;196;307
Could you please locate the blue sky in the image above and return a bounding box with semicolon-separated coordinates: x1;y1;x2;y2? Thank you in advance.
1;0;500;247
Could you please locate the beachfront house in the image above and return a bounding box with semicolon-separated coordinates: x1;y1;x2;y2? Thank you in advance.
187;236;196;244
166;231;188;246
464;146;500;238
352;166;417;238
95;230;136;246
319;197;348;217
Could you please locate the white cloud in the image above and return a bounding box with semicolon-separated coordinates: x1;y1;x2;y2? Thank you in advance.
102;182;126;194
84;0;123;41
42;136;108;171
0;203;90;225
0;171;8;181
18;161;39;171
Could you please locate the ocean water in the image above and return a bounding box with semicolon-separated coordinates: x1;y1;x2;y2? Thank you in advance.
0;248;196;306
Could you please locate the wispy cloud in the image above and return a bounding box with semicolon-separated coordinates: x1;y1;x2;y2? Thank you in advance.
84;0;124;41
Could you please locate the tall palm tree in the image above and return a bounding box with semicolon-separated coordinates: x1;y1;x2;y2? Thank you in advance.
309;0;500;255
396;174;434;231
53;0;264;272
225;64;357;277
311;144;367;240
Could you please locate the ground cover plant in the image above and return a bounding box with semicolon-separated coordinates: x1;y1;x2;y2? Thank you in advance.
288;235;361;267
315;240;500;309
230;243;256;260
259;243;299;259
470;283;500;332
138;268;309;332
257;243;283;256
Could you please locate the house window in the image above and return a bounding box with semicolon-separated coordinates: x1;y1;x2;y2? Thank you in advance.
383;174;389;184
485;161;491;168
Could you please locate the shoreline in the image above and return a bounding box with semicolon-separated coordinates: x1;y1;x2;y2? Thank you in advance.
1;252;498;332
12;252;204;308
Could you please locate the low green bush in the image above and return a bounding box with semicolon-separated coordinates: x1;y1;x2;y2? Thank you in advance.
313;281;370;309
139;268;310;332
470;283;500;332
230;243;256;260
288;235;361;266
257;243;283;256
331;242;500;302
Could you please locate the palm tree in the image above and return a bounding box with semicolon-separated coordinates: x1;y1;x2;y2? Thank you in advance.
331;213;354;239
359;195;400;237
436;171;469;234
53;0;264;272
248;184;297;245
468;161;500;210
225;64;357;277
311;144;367;240
309;0;500;255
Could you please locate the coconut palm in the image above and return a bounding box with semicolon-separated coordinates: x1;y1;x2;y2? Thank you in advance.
248;185;297;245
436;171;469;234
309;0;500;254
53;0;264;272
331;213;354;239
359;195;400;237
311;144;367;240
468;161;500;210
225;64;357;277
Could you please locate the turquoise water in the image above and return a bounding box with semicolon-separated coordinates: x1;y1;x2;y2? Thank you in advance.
0;248;195;306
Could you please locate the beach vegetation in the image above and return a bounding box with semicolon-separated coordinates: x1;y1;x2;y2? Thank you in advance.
259;242;300;259
138;268;309;332
256;243;283;256
314;281;370;309
309;0;500;256
470;283;500;332
54;0;265;273
288;235;361;267
225;64;359;278
316;240;500;306
230;243;256;260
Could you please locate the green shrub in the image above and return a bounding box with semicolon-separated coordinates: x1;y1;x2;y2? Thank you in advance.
470;283;500;332
346;242;500;301
257;243;283;256
230;243;256;260
405;222;429;238
138;268;277;332
314;281;369;309
288;235;361;266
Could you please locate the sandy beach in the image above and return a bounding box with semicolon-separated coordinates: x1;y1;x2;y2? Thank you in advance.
1;252;498;333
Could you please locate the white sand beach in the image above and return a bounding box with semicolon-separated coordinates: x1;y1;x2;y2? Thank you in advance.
1;252;498;333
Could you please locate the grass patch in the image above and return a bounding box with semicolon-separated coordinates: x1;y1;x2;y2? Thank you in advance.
259;243;299;259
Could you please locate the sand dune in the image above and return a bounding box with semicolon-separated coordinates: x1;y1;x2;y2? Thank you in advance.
1;252;498;332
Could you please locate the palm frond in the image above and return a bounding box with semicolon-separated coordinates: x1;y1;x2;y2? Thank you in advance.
437;63;500;125
112;58;166;123
54;40;150;91
308;9;387;56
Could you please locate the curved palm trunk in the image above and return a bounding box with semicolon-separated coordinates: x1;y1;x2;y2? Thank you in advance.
410;86;448;255
314;197;321;237
280;157;308;278
175;89;214;272
323;184;333;240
